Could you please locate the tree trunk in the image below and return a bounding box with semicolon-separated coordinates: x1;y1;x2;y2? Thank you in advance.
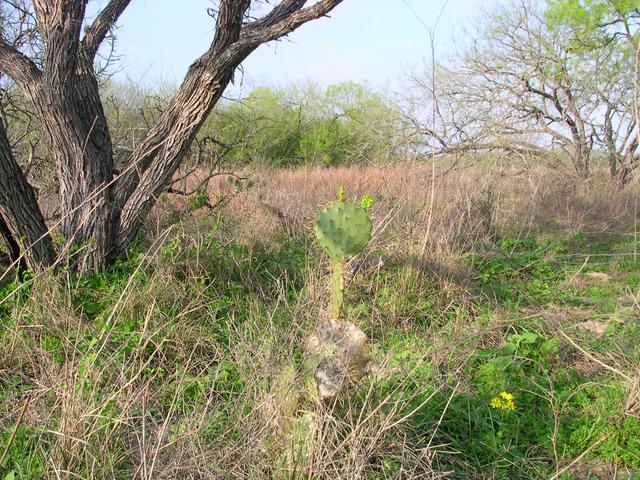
115;50;249;252
619;165;632;186
32;58;116;272
609;154;618;179
0;118;55;270
573;144;591;179
619;135;639;186
619;148;636;186
0;214;26;273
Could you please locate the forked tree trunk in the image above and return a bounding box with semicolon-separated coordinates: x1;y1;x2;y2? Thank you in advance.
0;0;344;274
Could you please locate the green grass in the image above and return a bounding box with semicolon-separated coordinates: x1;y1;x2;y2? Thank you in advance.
1;222;639;479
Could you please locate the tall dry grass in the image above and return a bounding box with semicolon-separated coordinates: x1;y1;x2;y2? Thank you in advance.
164;160;640;254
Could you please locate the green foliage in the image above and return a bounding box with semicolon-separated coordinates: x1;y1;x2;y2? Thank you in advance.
360;194;374;210
3;194;640;478
546;0;639;48
203;82;404;167
187;187;211;210
468;235;567;305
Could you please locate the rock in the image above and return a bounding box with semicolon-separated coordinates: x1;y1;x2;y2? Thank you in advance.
583;272;611;283
314;358;351;400
576;319;611;336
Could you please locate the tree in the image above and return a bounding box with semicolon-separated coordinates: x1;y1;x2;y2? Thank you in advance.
546;0;639;49
0;0;344;273
407;0;638;179
547;0;639;182
0;112;55;269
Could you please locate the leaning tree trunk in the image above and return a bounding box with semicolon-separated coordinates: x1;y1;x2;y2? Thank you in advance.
114;47;250;252
0;118;55;270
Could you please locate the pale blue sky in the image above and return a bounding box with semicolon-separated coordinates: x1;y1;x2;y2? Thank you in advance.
97;0;493;94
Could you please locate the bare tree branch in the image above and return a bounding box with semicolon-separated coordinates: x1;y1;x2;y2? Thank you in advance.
242;0;305;32
81;0;132;61
240;0;342;45
0;37;41;91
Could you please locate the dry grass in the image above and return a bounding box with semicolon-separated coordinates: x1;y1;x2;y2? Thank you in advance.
159;160;640;255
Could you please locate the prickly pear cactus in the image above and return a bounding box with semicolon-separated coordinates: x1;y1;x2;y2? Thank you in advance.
315;192;372;320
267;189;374;476
315;200;372;262
306;188;373;401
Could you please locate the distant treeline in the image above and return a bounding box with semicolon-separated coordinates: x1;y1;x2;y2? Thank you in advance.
3;0;637;183
99;81;409;169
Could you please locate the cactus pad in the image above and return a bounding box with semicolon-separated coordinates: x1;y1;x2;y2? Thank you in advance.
315;201;372;261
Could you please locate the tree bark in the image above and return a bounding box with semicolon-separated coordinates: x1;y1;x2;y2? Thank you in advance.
0;118;55;270
24;1;117;273
0;214;25;272
31;58;116;272
573;144;591;178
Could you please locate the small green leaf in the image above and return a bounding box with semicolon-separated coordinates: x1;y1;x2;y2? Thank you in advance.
520;332;539;344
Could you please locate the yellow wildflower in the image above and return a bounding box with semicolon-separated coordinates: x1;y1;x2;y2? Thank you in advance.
490;391;516;412
500;392;514;402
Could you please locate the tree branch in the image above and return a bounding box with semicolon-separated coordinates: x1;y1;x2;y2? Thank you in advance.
0;38;42;92
242;0;305;32
240;0;342;45
81;0;132;61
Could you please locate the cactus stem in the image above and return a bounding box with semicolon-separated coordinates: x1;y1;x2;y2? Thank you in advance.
330;259;345;319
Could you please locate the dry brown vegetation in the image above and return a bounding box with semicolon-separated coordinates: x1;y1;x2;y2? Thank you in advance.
163;160;640;252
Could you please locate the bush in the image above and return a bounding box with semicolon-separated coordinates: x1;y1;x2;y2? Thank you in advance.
201;82;406;167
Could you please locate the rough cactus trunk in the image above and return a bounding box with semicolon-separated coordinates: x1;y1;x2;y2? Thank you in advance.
307;191;373;400
330;259;345;319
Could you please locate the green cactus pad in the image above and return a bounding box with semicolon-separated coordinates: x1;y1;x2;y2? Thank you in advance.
315;201;372;261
